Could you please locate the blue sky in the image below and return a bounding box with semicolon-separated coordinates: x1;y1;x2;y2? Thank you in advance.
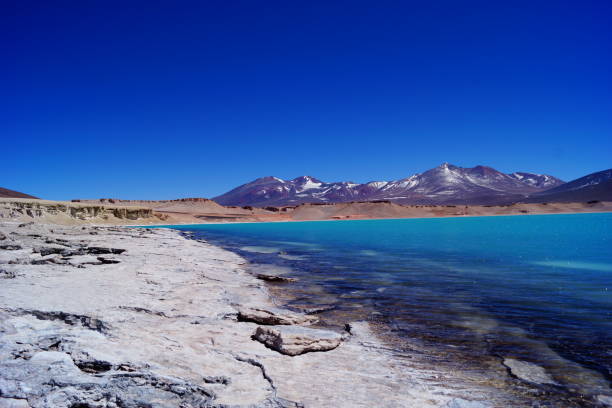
2;1;611;200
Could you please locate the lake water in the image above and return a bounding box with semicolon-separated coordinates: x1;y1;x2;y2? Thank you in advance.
155;213;612;403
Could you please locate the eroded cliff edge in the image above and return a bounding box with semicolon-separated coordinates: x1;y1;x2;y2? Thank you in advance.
0;198;163;225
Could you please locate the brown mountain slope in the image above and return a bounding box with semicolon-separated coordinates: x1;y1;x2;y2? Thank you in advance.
527;179;612;203
0;187;38;199
284;201;612;221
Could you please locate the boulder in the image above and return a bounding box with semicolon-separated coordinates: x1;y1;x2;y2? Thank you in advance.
237;306;318;325
253;325;342;356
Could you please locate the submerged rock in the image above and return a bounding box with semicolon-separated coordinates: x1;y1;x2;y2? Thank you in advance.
289;304;335;314
237;306;318;326
503;358;557;385
255;273;297;283
253;325;343;356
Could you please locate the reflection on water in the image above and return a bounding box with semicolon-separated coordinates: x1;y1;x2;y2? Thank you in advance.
246;263;294;276
239;245;280;253
533;260;612;272
161;213;612;405
359;249;380;256
278;254;308;261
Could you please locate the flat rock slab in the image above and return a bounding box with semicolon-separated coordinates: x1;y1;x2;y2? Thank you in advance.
253;325;343;356
34;245;67;256
65;255;102;266
503;358;557;385
0;398;31;408
237;306;318;326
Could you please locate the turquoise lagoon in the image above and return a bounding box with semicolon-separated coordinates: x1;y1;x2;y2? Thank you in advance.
153;213;611;399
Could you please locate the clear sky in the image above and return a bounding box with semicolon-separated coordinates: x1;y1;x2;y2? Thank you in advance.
3;1;611;200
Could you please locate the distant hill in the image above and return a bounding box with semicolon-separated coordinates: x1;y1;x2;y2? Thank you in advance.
527;169;612;203
0;187;39;199
213;163;564;207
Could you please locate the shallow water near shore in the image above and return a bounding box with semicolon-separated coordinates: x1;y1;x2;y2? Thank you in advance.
154;213;612;404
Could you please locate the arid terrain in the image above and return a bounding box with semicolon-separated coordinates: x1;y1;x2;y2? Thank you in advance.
2;197;611;226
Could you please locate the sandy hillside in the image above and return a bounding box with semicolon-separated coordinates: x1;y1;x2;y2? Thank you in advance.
285;200;612;221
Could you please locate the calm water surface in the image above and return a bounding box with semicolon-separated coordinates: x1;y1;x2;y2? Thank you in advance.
157;213;612;402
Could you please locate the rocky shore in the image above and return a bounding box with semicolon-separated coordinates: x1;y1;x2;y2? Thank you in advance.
0;222;545;407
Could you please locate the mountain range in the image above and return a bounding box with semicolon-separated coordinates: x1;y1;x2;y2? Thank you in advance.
527;169;612;203
213;164;611;207
2;165;610;208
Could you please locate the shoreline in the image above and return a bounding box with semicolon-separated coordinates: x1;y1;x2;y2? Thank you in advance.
173;220;612;407
0;221;516;407
131;208;612;227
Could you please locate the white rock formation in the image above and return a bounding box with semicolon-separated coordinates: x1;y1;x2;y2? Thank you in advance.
0;222;534;407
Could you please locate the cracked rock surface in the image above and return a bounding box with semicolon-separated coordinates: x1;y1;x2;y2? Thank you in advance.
0;222;502;407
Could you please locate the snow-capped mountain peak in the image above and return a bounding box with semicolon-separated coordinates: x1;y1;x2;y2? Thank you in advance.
213;164;566;207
